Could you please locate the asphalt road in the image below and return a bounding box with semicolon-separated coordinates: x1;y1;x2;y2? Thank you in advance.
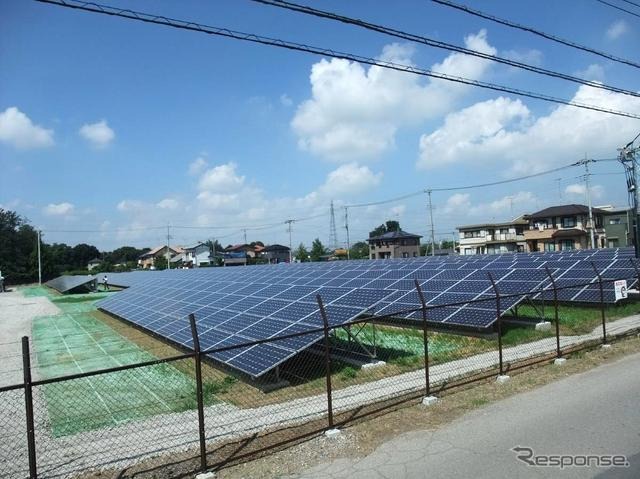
295;351;640;479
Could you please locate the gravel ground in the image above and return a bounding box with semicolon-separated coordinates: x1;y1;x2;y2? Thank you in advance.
0;288;60;386
1;286;639;479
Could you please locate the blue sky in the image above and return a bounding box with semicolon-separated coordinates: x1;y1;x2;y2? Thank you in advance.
1;0;639;251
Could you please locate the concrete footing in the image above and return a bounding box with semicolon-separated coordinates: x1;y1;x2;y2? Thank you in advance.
535;321;552;332
195;472;216;479
421;396;438;406
361;360;387;370
602;344;612;349
496;375;511;384
554;358;567;366
324;428;341;438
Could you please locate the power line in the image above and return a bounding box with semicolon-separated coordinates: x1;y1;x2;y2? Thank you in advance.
251;0;640;99
618;0;640;9
596;0;640;18
431;0;640;70
36;0;640;119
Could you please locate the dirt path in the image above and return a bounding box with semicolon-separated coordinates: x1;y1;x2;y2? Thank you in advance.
0;288;60;386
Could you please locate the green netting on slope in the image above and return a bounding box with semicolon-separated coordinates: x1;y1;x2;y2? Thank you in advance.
31;298;197;437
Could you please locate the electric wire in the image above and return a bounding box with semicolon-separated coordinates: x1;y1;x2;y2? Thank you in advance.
251;0;640;98
596;0;640;18
35;0;640;119
431;0;640;69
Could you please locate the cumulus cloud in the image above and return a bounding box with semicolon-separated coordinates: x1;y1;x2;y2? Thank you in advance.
444;191;536;218
0;107;54;149
198;163;245;193
280;94;293;107
502;49;543;66
43;202;74;216
157;198;179;210
418;85;640;174
319;163;383;197
606;20;628;40
574;64;605;81
565;183;604;199
292;31;496;161
188;156;208;176
79;120;115;148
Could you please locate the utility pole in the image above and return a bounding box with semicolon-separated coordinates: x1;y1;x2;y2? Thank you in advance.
285;219;294;263
37;230;42;285
243;229;247;244
619;138;640;257
344;206;351;260
583;156;596;249
166;225;171;270
329;200;338;251
555;177;563;200
427;190;436;256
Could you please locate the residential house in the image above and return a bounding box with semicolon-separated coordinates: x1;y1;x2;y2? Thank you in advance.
523;204;606;252
138;245;184;269
87;258;101;271
222;252;248;266
599;206;635;248
225;244;257;258
183;243;211;267
262;244;291;263
367;230;422;259
457;217;528;255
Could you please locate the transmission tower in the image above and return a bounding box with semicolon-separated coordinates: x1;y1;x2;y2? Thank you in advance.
329;200;339;250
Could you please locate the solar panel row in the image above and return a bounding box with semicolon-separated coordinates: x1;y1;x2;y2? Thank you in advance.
45;275;96;293
96;248;639;377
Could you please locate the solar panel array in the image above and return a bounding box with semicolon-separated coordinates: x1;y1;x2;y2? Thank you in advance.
92;271;157;288
45;275;96;293
96;248;639;378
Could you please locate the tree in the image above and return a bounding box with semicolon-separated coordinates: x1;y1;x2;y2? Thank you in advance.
0;209;40;283
205;239;224;266
369;220;401;238
310;238;327;262
294;243;309;262
349;241;370;259
153;256;168;270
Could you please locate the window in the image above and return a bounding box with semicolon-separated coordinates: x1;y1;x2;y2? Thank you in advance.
609;218;622;225
562;216;576;228
402;252;409;258
561;239;574;250
544;242;555;252
500;228;509;234
464;230;482;238
515;227;524;235
608;239;619;248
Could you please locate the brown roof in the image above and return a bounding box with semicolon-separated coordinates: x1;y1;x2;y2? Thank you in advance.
552;228;587;238
523;229;554;240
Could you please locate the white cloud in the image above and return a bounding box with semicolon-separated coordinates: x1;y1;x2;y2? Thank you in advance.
565;183;604;199
198;163;245;193
444;191;536;218
318;163;382;197
574;64;605;81
43;202;74;216
188;156;208;176
79;120;115;148
502;49;543;66
418;85;640;174
280;94;293;107
157;198;179;210
116;199;145;212
292;31;496;161
0;107;54;149
606;20;628;40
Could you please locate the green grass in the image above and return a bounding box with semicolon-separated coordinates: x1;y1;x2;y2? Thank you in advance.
31;296;208;437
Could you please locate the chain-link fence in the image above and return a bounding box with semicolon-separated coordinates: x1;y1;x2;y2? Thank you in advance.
1;270;640;478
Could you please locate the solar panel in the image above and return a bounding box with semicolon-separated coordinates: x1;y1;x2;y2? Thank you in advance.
96;247;639;378
45;275;96;293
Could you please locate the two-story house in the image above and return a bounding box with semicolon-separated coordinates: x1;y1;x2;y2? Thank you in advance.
599;206;635;248
523;204;606;252
457;217;528;255
262;244;291;263
367;230;422;259
138;245;183;269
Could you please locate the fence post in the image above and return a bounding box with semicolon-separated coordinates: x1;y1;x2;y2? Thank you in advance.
413;279;430;397
544;267;562;358
22;337;37;479
487;273;503;376
316;295;334;429
590;262;607;344
629;257;640;289
189;314;207;472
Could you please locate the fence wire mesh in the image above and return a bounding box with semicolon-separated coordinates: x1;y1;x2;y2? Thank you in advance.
1;274;639;478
